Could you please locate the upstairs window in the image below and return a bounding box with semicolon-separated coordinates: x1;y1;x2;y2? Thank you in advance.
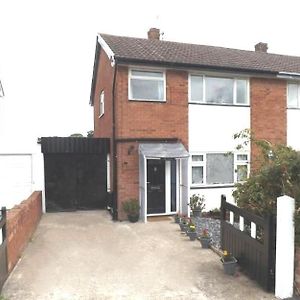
190;75;249;105
287;83;300;108
99;91;104;118
0;81;4;97
129;69;165;101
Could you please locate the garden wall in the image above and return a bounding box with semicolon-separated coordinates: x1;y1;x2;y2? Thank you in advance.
6;191;42;272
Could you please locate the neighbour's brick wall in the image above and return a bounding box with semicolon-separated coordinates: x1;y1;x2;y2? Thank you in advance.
250;78;287;169
6;191;42;272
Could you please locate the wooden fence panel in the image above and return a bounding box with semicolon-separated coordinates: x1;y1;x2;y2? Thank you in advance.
221;196;276;291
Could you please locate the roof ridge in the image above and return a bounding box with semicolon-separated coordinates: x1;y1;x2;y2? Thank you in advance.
99;33;300;60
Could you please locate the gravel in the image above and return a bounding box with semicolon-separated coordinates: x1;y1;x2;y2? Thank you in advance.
192;217;221;249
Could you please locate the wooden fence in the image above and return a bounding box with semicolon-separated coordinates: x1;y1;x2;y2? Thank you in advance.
220;196;276;291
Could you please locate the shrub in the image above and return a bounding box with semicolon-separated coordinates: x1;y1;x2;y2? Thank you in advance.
122;198;140;216
190;194;205;211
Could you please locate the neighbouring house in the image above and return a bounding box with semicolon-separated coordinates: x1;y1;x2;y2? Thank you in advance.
90;28;300;222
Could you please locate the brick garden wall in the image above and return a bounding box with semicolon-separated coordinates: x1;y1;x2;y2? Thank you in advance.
6;191;42;272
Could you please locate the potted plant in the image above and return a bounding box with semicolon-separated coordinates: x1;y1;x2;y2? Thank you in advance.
190;194;205;217
220;250;237;276
198;228;211;248
122;198;140;223
179;217;189;232
174;212;181;224
186;221;197;241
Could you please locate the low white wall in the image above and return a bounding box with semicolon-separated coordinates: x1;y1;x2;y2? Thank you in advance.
190;187;235;211
287;109;300;150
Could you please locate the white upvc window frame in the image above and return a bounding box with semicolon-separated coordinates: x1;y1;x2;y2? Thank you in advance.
188;73;250;106
191;154;206;185
191;151;250;187
99;90;104;118
128;68;166;102
287;82;300;109
234;153;250;183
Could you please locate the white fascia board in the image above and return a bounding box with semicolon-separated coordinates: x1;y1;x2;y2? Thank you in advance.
277;72;300;80
97;34;115;67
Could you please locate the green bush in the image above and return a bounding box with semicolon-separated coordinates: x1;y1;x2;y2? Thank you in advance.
190;194;205;211
122;198;140;216
233;130;300;243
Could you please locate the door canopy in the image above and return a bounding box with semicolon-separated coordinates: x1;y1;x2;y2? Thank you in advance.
139;143;189;158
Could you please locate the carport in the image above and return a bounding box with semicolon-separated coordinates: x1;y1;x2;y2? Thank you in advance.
41;137;110;212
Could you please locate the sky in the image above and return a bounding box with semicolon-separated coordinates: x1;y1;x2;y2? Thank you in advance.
1;0;300;152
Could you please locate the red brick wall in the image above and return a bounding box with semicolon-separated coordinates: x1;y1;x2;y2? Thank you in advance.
115;67;188;147
115;67;188;219
250;78;287;168
93;48;114;139
93;48;115;191
6;191;42;272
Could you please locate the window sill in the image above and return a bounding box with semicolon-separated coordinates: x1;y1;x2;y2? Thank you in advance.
129;98;166;103
191;184;235;189
287;107;300;110
189;101;250;108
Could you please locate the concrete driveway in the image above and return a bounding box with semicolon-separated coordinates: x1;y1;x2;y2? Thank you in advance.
2;211;276;300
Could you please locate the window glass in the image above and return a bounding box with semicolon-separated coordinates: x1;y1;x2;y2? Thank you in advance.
237;154;248;161
236;79;247;104
131;70;163;78
130;70;164;101
237;165;248;182
192;166;203;184
206;77;234;104
131;79;164;100
206;153;234;184
190;75;203;102
99;91;104;117
192;155;204;162
288;84;298;108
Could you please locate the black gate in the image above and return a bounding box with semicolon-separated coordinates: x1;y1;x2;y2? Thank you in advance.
0;207;8;292
42;137;110;212
220;196;276;291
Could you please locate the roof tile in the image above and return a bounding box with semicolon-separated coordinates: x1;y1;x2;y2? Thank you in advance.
100;33;300;74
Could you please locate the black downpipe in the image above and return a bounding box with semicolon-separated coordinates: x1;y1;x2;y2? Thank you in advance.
112;62;118;220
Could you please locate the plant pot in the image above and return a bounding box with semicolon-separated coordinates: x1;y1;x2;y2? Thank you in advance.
221;257;237;276
192;209;202;217
199;237;211;248
187;231;197;241
174;215;180;224
128;214;139;223
179;223;188;232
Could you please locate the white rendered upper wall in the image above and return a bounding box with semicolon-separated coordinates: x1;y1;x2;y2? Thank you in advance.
189;104;251;153
287;109;300;151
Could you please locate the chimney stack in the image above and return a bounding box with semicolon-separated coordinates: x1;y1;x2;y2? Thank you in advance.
255;42;268;53
147;28;160;40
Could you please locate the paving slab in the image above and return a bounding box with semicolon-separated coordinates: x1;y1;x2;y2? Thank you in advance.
2;211;276;300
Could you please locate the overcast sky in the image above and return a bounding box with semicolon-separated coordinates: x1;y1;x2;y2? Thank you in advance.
1;0;300;151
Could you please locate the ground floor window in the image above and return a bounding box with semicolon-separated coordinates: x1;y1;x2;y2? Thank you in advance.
191;152;249;186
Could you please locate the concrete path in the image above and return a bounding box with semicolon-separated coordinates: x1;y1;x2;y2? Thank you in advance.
2;211;276;300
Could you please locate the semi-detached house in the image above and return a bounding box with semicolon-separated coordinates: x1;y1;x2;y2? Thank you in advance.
90;28;300;222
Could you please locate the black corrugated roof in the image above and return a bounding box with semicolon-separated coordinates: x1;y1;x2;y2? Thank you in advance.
41;137;110;154
100;33;300;74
